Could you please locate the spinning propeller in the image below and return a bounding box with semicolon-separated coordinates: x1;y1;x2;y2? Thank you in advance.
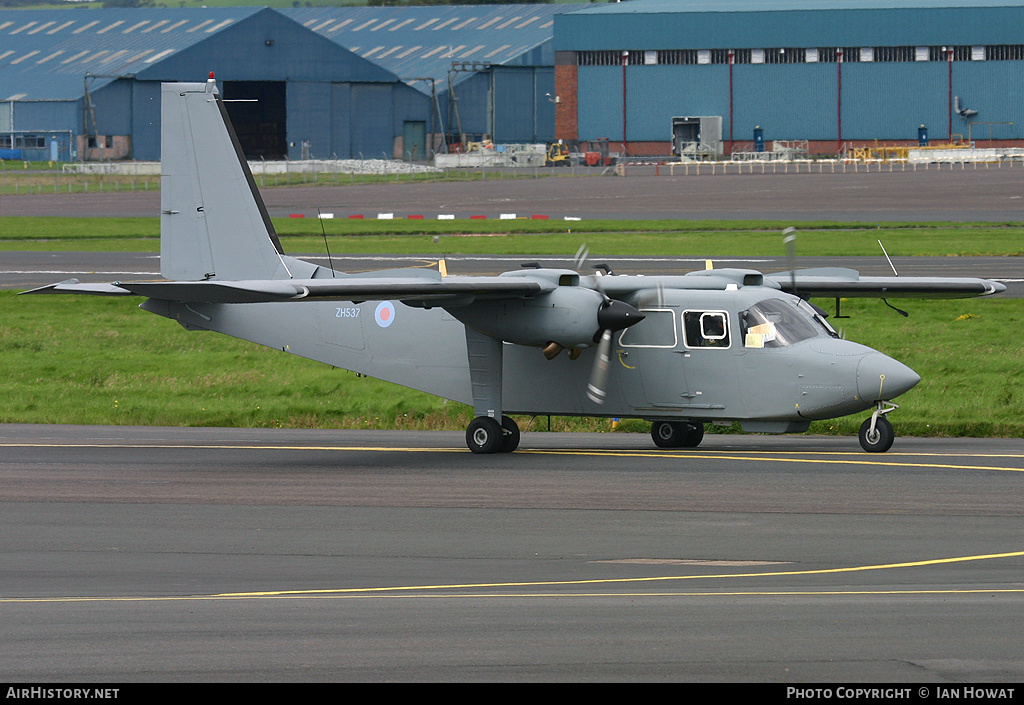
573;245;645;404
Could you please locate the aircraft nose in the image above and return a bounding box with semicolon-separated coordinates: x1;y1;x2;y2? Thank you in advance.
857;353;921;402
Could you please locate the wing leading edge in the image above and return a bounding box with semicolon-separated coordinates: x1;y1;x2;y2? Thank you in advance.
23;266;1005;303
23;274;546;305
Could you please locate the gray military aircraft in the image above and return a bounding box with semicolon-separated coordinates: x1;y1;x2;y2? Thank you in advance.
26;78;1006;454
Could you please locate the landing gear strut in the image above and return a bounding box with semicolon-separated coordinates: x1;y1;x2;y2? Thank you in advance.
859;402;897;453
464;327;519;454
651;421;704;448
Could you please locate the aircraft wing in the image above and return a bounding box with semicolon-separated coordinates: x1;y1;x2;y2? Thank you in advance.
22;275;546;304
765;268;1005;298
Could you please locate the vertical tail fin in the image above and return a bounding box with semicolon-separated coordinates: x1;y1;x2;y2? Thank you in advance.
160;78;290;282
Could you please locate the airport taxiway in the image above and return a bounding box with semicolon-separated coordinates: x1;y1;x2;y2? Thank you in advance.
3;171;1023;681
3;167;1024;221
2;424;1024;681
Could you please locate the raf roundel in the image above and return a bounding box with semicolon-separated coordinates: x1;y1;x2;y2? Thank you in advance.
374;301;396;328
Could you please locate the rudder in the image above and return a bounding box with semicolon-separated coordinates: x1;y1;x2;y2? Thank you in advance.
160;78;290;282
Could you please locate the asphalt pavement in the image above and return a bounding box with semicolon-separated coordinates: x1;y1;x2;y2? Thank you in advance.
3;171;1024;683
2;425;1023;682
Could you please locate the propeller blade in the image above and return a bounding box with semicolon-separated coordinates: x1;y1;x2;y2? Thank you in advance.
586;329;613;404
635;282;665;309
573;244;590;272
783;226;797;296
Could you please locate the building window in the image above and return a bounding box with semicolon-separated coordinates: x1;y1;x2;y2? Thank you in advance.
875;46;916;62
577;51;621;66
15;135;45;149
815;48;861;63
928;45;971;61
986;45;1024;60
764;48;806;64
657;49;699;65
578;44;1024;67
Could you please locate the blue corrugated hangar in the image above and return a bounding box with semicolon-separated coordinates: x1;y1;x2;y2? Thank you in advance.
6;2;1024;162
0;5;570;162
282;5;571;151
555;0;1024;156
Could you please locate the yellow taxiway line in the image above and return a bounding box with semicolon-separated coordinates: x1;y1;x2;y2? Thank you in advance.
3;549;1023;604
3;440;1024;473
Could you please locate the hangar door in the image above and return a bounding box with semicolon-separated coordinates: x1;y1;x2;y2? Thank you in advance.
222;81;287;160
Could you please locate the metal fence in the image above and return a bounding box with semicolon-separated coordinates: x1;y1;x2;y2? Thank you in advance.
3;155;1023;195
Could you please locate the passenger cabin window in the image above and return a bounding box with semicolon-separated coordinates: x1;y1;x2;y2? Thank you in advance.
683;311;730;348
618;310;677;347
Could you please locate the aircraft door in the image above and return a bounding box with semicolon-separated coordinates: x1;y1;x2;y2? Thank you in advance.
616;309;690;408
679;309;740;411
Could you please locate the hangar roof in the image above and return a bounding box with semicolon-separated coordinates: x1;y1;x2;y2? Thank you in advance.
0;8;262;101
0;7;402;103
281;5;581;94
0;5;577;102
573;0;1024;12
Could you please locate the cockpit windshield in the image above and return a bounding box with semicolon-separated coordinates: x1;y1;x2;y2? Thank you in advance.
740;298;839;348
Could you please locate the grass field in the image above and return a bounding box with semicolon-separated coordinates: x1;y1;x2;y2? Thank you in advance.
3;214;1021;439
3;286;1021;439
4;216;1024;257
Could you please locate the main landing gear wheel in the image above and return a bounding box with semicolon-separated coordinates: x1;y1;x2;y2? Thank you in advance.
651;421;704;449
859;415;894;453
466;416;520;454
499;415;520;453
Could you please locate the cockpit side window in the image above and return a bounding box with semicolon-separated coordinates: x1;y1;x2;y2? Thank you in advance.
740;298;824;348
683;310;730;348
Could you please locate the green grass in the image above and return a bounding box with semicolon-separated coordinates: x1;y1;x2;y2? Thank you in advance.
2;292;1021;438
4;213;1021;439
0;291;463;430
3;216;1024;257
0;166;581;196
811;298;1024;438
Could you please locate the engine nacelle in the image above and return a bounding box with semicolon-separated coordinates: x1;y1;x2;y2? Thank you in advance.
446;286;642;348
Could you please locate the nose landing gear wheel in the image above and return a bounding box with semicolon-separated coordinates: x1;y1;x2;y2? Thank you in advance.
859;415;894;453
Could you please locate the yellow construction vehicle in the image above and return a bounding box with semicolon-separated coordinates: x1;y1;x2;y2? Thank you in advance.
545;141;570;167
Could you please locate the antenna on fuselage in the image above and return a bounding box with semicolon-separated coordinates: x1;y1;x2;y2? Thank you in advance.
318;208;336;278
878;239;899;276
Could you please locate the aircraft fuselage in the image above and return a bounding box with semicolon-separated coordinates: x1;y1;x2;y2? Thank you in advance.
144;274;919;436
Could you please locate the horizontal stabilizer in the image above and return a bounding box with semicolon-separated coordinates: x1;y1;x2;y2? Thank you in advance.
20;279;132;296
